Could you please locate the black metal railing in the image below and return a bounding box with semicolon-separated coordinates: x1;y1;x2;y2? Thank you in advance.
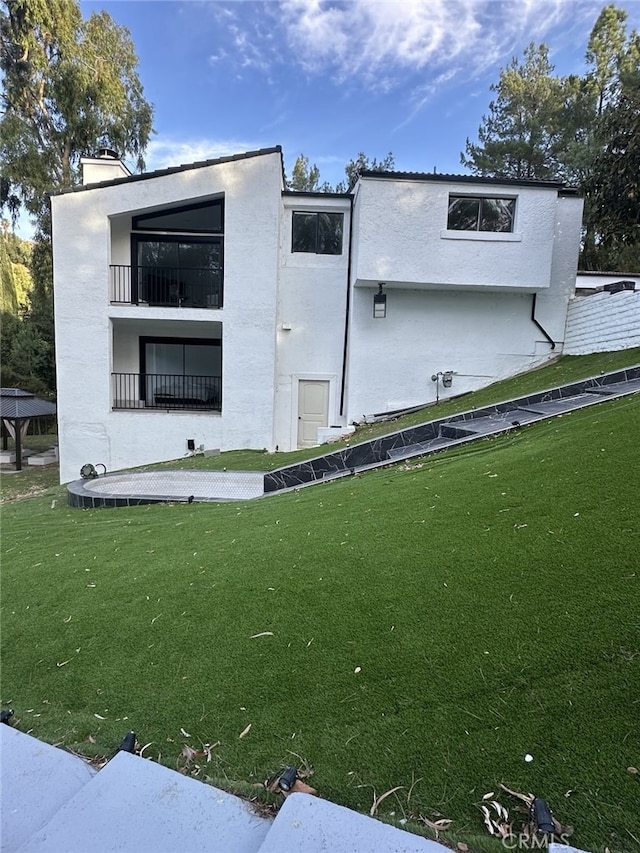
112;373;221;411
110;266;223;308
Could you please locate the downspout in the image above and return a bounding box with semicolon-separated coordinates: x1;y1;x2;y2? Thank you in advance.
339;193;355;416
531;293;555;350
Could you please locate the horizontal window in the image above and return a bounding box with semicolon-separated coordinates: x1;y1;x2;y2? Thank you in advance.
292;212;343;255
447;196;515;233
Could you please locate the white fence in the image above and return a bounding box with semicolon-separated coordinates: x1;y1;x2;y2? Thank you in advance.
564;289;640;355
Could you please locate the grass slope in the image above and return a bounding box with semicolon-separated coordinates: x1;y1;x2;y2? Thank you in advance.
2;392;639;851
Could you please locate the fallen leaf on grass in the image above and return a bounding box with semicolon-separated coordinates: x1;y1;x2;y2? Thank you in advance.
239;723;252;739
628;766;638;775
94;713;106;720
250;631;274;638
420;817;453;832
370;785;404;816
482;791;495;800
180;727;191;737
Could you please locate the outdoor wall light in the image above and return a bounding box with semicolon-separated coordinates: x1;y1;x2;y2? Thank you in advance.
373;283;387;319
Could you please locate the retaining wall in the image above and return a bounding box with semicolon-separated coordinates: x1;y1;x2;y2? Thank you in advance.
564;289;640;354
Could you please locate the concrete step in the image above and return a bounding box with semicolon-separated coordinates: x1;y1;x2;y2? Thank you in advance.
257;792;449;853
1;725;96;853
15;750;271;853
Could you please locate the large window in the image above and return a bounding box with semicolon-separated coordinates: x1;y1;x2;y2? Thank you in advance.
447;196;515;233
140;336;221;409
131;198;224;307
292;211;343;254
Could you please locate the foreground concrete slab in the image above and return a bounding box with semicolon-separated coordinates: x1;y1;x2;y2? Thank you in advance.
16;751;271;853
257;793;449;853
0;725;96;853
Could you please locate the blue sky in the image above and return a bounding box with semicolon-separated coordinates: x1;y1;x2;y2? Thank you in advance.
78;0;640;188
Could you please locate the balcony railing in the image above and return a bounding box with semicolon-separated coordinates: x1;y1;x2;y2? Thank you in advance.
112;373;221;411
110;266;223;308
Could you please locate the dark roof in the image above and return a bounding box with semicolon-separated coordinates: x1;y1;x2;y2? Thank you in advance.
282;190;351;199
51;146;284;196
358;170;579;193
0;389;57;419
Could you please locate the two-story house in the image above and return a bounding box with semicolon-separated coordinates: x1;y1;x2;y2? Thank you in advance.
50;146;583;483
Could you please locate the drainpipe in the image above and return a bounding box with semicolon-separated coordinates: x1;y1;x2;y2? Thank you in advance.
339;194;354;416
531;293;555;349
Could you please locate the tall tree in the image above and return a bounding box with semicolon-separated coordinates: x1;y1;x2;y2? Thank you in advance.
0;0;154;392
287;154;323;191
1;0;153;223
461;43;573;180
287;151;395;193
336;151;395;192
582;41;640;268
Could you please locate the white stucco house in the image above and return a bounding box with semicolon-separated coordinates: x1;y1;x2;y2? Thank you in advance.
50;146;583;483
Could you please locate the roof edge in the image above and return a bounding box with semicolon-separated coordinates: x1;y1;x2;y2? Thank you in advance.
51;146;284;196
358;170;578;192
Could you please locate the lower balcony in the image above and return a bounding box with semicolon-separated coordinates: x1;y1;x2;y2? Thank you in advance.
112;373;221;412
111;266;222;309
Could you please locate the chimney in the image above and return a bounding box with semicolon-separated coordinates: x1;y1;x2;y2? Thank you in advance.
80;148;131;185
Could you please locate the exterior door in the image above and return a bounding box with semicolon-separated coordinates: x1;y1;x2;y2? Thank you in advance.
297;380;329;448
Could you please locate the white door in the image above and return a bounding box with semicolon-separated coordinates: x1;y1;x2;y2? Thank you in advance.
297;380;329;447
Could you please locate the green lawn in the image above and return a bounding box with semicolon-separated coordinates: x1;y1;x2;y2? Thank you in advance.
2;384;639;851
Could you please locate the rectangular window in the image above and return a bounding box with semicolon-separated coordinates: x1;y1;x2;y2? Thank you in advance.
140;336;221;410
447;196;515;233
292;211;343;254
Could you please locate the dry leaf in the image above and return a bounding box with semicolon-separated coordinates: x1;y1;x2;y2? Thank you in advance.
627;766;638;775
94;713;106;720
457;844;469;852
499;783;534;805
370;785;404;816
420;817;452;832
87;734;96;744
482;791;495;800
239;723;252;739
180;727;191;737
250;631;274;638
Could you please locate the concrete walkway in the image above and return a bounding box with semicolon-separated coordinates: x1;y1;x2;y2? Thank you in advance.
1;725;448;853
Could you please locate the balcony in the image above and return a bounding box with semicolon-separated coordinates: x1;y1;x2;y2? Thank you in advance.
110;266;223;308
112;373;221;411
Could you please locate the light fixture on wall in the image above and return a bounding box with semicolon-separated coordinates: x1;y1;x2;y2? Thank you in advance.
373;283;387;319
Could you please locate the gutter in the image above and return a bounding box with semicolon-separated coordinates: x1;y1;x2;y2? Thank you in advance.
531;293;556;349
339;194;355;415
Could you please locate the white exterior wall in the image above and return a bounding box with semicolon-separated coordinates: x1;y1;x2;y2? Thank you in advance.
52;156;585;481
564;290;640;354
345;181;584;419
352;177;557;290
52;151;283;482
273;197;350;450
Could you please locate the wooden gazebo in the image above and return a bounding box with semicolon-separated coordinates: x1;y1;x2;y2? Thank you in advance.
0;388;57;471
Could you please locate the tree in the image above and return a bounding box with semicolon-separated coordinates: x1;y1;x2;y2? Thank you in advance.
0;0;154;392
336;151;395;192
461;43;574;180
287;151;395;193
287;154;323;191
582;47;640;268
1;0;153;224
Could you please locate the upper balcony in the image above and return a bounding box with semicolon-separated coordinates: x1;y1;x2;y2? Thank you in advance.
110;197;225;309
111;265;222;308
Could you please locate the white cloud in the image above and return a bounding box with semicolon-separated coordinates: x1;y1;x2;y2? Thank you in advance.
144;137;262;171
273;0;597;88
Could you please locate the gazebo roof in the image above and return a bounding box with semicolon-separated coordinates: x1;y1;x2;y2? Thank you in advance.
0;388;57;419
